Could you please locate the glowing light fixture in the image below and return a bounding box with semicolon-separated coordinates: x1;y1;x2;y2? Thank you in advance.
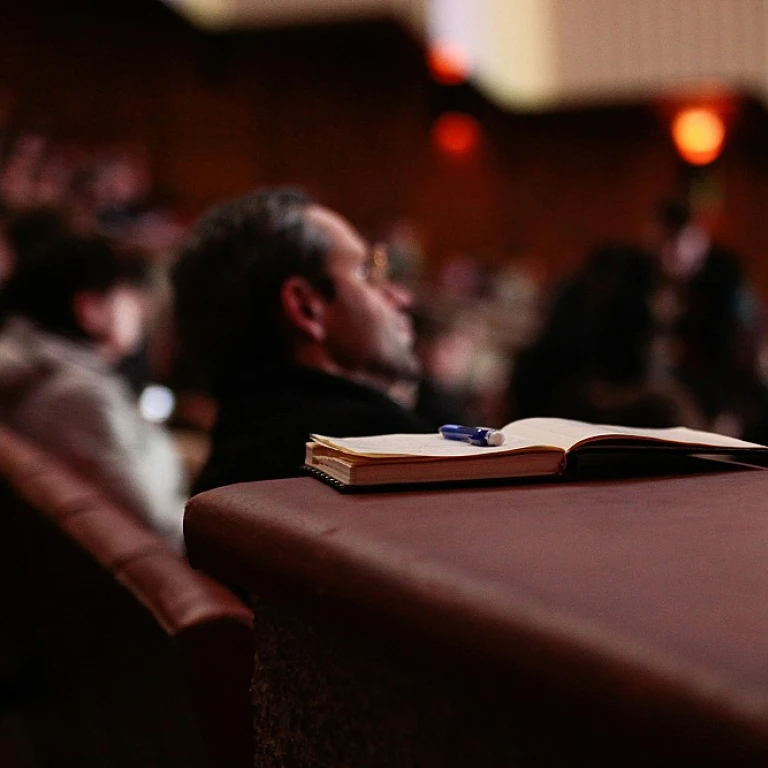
671;107;726;166
432;112;480;157
427;44;471;85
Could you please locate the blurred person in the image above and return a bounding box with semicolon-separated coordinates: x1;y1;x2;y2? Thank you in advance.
0;135;96;236
511;242;704;428
648;199;768;441
0;208;73;317
172;187;432;492
411;304;515;428
2;206;68;261
380;217;426;289
409;308;472;427
0;208;72;327
91;150;151;225
0;233;187;548
0;210;14;286
89;148;185;252
0;132;48;210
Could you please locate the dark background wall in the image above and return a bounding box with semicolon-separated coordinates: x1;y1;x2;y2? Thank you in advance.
2;0;768;293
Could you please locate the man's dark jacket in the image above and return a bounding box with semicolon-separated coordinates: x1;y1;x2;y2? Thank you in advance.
194;365;433;493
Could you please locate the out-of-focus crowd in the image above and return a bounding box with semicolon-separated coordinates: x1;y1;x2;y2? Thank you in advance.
2;124;768;550
399;199;768;448
0;130;190;548
0;131;184;252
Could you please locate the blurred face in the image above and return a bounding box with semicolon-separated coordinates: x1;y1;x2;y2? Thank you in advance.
305;205;420;386
107;286;147;358
80;285;147;362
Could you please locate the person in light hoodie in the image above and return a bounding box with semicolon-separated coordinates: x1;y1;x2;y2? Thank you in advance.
0;229;187;549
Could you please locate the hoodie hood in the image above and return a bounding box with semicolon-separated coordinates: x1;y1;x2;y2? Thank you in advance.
0;318;105;410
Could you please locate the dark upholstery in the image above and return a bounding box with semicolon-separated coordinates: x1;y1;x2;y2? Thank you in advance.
0;424;254;767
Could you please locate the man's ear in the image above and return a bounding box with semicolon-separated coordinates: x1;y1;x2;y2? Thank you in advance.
73;290;108;339
280;276;328;343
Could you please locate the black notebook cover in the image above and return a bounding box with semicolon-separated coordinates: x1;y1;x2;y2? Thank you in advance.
303;451;765;494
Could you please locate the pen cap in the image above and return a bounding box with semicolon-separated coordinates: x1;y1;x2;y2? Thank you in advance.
486;430;504;446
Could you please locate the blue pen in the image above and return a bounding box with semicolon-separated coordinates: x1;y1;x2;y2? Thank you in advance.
439;424;505;447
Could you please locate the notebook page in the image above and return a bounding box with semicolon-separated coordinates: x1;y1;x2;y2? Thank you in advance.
504;418;766;452
310;431;551;459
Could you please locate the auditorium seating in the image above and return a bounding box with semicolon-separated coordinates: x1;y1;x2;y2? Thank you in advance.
0;424;254;767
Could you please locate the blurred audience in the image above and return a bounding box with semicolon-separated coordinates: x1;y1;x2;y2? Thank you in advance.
172;187;433;492
4;112;766;468
0;232;187;549
0;131;183;251
511;242;699;427
646;199;768;441
510;200;768;443
411;304;512;427
410;308;472;427
0;123;192;439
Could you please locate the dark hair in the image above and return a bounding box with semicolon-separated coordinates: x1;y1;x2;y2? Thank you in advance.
171;187;333;394
655;199;691;235
3;208;69;261
0;233;150;339
512;242;655;421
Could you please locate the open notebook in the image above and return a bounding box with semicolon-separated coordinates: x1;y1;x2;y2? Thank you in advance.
304;417;768;491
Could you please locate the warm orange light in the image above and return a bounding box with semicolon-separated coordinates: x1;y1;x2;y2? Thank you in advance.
671;107;726;165
432;112;480;157
427;44;470;86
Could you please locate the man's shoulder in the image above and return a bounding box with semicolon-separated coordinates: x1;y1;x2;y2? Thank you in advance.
273;367;433;433
221;378;430;439
197;369;433;492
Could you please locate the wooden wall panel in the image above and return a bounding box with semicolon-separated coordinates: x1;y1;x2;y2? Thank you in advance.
1;0;767;299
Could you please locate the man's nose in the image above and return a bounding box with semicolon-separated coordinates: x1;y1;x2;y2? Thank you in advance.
383;280;413;309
